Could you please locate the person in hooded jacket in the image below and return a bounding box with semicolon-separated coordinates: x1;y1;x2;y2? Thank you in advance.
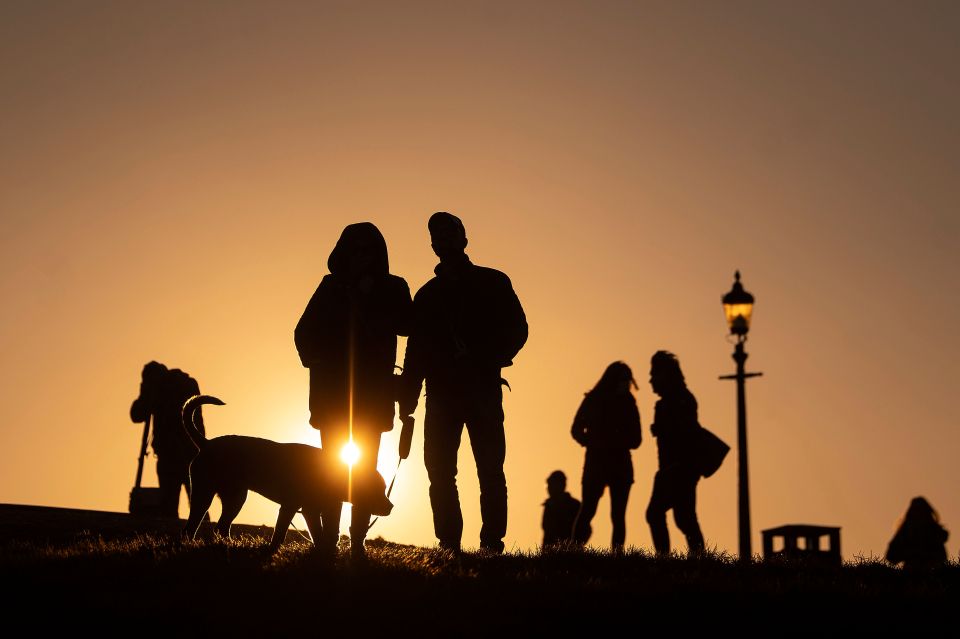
294;222;411;558
570;361;642;552
399;212;527;553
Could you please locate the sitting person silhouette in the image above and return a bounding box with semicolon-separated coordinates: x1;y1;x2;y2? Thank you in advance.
886;496;949;571
541;470;580;547
571;362;642;552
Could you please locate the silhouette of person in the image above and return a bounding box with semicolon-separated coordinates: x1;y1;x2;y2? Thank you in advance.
570;362;642;552
129;361;204;518
542;470;580;547
399;212;528;553
645;351;705;556
886;496;949;571
294;222;412;559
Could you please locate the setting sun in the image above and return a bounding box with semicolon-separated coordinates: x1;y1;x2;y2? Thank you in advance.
340;441;361;468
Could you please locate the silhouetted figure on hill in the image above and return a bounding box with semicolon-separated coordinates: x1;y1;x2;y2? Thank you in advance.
130;361;204;518
399;212;528;553
542;470;580;547
886;496;949;571
645;351;705;556
294;222;411;559
570;362;642;552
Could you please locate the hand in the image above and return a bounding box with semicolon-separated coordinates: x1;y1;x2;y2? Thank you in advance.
398;415;415;460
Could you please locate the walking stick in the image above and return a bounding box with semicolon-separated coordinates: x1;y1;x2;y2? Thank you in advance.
134;415;151;489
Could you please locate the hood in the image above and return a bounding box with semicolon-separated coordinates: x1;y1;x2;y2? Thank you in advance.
327;222;390;278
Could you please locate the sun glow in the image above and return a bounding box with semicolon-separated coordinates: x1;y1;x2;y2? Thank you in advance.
340;440;361;467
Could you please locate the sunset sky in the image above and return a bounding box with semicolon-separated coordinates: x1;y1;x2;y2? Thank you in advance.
1;1;957;558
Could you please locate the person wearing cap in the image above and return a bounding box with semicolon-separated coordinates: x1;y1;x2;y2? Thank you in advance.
295;222;412;559
130;361;205;518
399;212;528;553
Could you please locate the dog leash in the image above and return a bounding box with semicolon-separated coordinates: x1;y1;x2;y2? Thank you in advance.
365;456;402;533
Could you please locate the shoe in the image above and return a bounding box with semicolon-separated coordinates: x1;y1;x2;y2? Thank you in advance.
351;539;367;562
479;540;505;555
437;540;461;554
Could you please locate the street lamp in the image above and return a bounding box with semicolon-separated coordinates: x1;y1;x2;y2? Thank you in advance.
719;271;762;563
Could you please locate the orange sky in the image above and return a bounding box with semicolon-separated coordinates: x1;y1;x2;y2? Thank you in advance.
1;1;957;558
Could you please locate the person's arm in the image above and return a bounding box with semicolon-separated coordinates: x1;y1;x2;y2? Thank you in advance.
495;274;528;367
398;293;426;417
571;396;590;447
130;396;150;423
886;530;904;564
542;504;550;546
389;277;413;338
624;397;642;450
130;378;156;423
294;276;337;368
650;399;663;438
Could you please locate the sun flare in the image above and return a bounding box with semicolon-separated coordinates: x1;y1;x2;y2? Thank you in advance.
340;441;361;467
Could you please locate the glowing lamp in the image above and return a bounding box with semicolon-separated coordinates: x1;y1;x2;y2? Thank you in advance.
722;271;754;337
340;441;361;467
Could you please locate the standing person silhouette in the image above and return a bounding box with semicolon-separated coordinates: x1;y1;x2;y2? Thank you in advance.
399;212;528;553
645;350;706;556
129;361;204;518
570;362;642;552
886;496;949;571
542;470;580;547
295;222;412;559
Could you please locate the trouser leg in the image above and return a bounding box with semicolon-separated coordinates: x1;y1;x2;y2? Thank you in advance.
424;396;464;549
646;470;672;555
573;476;604;545
349;430;383;553
609;482;631;550
156;456;185;518
673;471;704;554
317;427;348;540
466;408;507;551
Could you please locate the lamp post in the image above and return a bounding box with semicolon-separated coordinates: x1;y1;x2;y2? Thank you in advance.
719;271;762;563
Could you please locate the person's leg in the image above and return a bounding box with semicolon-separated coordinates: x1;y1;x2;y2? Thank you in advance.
646;470;672;556
424;393;465;550
673;470;705;555
318;425;349;543
609;481;631;551
156;455;182;518
573;473;604;546
349;429;383;559
465;385;507;552
304;500;340;562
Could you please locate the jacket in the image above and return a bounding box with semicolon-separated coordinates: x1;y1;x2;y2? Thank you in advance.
401;254;527;406
651;387;699;469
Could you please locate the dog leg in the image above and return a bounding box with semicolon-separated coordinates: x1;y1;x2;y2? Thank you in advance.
268;505;298;553
216;488;247;539
301;507;323;546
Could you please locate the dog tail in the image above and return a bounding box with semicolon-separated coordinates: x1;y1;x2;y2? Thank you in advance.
181;394;225;450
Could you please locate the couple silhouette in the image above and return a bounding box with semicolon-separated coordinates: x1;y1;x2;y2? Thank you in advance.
294;213;527;556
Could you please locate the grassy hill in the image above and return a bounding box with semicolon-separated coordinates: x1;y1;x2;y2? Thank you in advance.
1;504;955;636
